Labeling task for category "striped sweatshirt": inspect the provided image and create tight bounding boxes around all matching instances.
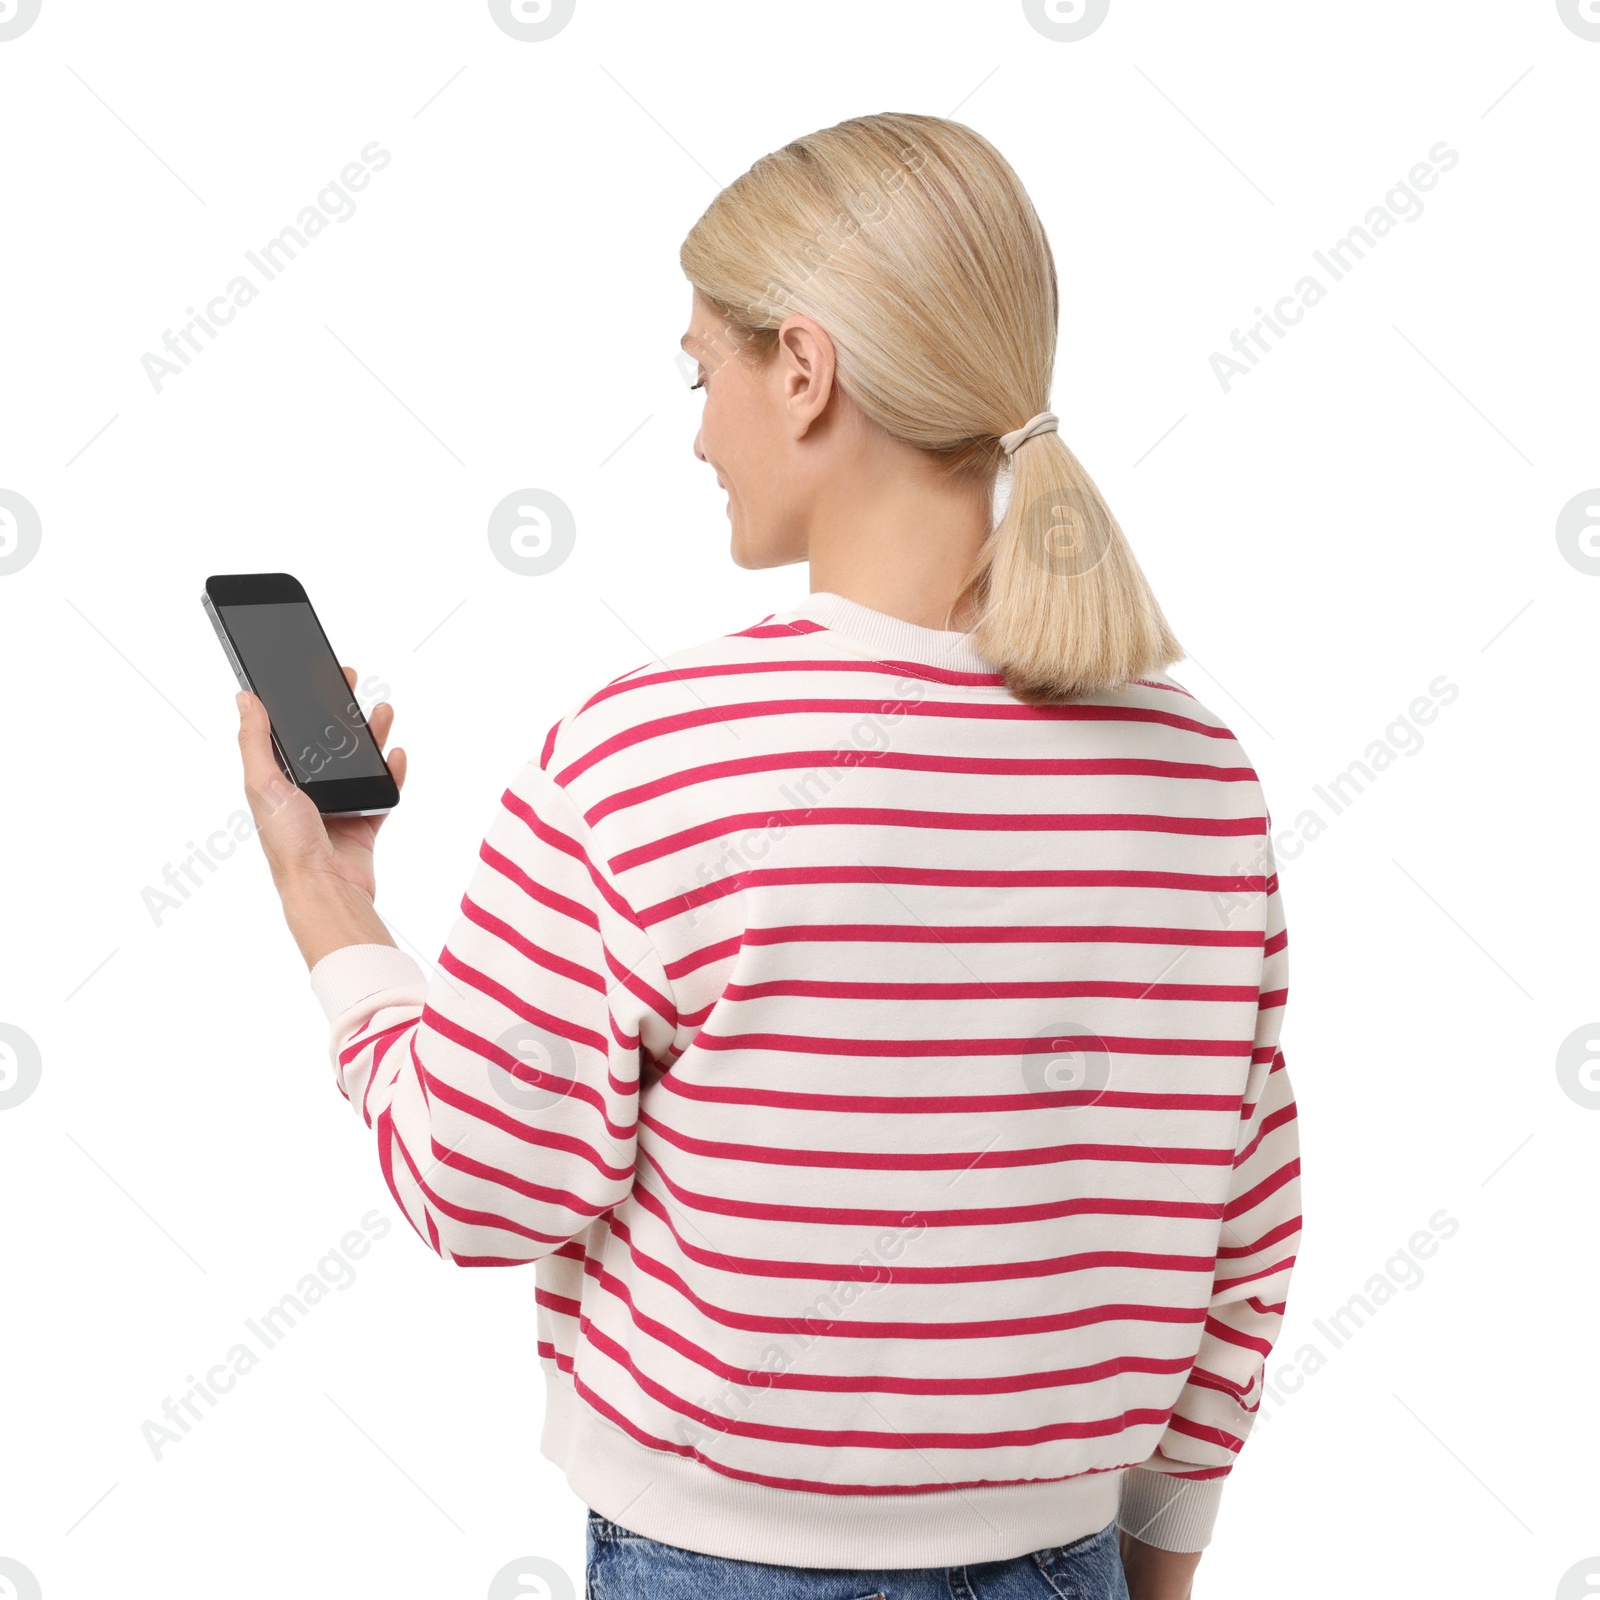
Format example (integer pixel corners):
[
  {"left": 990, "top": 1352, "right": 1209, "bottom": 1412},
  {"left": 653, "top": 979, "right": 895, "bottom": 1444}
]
[{"left": 309, "top": 590, "right": 1302, "bottom": 1569}]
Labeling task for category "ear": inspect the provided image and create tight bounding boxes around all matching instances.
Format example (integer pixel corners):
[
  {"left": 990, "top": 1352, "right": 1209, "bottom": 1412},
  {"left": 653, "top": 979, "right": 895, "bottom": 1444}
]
[{"left": 774, "top": 314, "right": 837, "bottom": 439}]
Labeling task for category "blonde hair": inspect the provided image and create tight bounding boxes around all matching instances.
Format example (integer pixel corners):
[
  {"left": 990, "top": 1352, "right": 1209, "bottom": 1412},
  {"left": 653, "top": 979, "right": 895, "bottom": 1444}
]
[{"left": 679, "top": 111, "right": 1182, "bottom": 703}]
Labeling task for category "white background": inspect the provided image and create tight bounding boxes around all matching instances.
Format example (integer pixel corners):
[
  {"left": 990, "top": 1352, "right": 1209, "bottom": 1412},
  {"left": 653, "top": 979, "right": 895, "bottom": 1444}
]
[{"left": 2, "top": 2, "right": 1597, "bottom": 1596}]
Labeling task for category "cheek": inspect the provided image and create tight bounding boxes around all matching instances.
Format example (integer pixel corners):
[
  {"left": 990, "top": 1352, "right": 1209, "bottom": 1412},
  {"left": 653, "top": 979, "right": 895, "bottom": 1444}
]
[
  {"left": 701, "top": 362, "right": 765, "bottom": 466},
  {"left": 699, "top": 392, "right": 723, "bottom": 455},
  {"left": 700, "top": 394, "right": 744, "bottom": 479}
]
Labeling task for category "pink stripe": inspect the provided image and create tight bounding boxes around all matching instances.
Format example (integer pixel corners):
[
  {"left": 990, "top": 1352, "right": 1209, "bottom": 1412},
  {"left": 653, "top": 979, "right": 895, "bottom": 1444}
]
[
  {"left": 431, "top": 1139, "right": 620, "bottom": 1222},
  {"left": 1216, "top": 1215, "right": 1301, "bottom": 1261},
  {"left": 555, "top": 697, "right": 1238, "bottom": 784},
  {"left": 571, "top": 1373, "right": 1150, "bottom": 1495},
  {"left": 1163, "top": 1410, "right": 1245, "bottom": 1456},
  {"left": 459, "top": 894, "right": 606, "bottom": 992},
  {"left": 638, "top": 863, "right": 1269, "bottom": 926},
  {"left": 638, "top": 1146, "right": 1233, "bottom": 1231},
  {"left": 665, "top": 932, "right": 743, "bottom": 980},
  {"left": 1224, "top": 1156, "right": 1301, "bottom": 1219},
  {"left": 737, "top": 922, "right": 1264, "bottom": 950},
  {"left": 614, "top": 807, "right": 1266, "bottom": 872},
  {"left": 395, "top": 1143, "right": 570, "bottom": 1250},
  {"left": 1234, "top": 1100, "right": 1297, "bottom": 1165},
  {"left": 577, "top": 1242, "right": 1196, "bottom": 1395},
  {"left": 569, "top": 658, "right": 674, "bottom": 719},
  {"left": 627, "top": 1181, "right": 1216, "bottom": 1286},
  {"left": 501, "top": 788, "right": 643, "bottom": 931},
  {"left": 718, "top": 977, "right": 1259, "bottom": 1004},
  {"left": 375, "top": 1105, "right": 431, "bottom": 1252},
  {"left": 652, "top": 1070, "right": 1241, "bottom": 1118},
  {"left": 434, "top": 952, "right": 611, "bottom": 1059},
  {"left": 339, "top": 1014, "right": 413, "bottom": 1069},
  {"left": 734, "top": 618, "right": 827, "bottom": 638},
  {"left": 637, "top": 1109, "right": 1237, "bottom": 1173},
  {"left": 1141, "top": 1445, "right": 1231, "bottom": 1482},
  {"left": 361, "top": 1024, "right": 408, "bottom": 1129},
  {"left": 606, "top": 1217, "right": 1211, "bottom": 1342},
  {"left": 419, "top": 1008, "right": 635, "bottom": 1163},
  {"left": 601, "top": 941, "right": 677, "bottom": 1030},
  {"left": 588, "top": 749, "right": 1258, "bottom": 824},
  {"left": 570, "top": 651, "right": 1003, "bottom": 719},
  {"left": 480, "top": 840, "right": 598, "bottom": 932},
  {"left": 1212, "top": 1252, "right": 1297, "bottom": 1297},
  {"left": 577, "top": 1316, "right": 1173, "bottom": 1451},
  {"left": 690, "top": 1028, "right": 1254, "bottom": 1060}
]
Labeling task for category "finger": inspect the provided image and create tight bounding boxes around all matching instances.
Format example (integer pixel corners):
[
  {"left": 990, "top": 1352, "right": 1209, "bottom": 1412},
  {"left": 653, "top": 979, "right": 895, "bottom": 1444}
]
[
  {"left": 236, "top": 691, "right": 298, "bottom": 822},
  {"left": 366, "top": 699, "right": 394, "bottom": 751},
  {"left": 360, "top": 745, "right": 406, "bottom": 841},
  {"left": 342, "top": 665, "right": 357, "bottom": 689},
  {"left": 236, "top": 690, "right": 281, "bottom": 790}
]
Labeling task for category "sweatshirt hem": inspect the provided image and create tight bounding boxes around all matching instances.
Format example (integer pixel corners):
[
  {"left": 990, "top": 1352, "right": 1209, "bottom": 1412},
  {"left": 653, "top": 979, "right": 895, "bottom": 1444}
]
[{"left": 539, "top": 1372, "right": 1124, "bottom": 1570}]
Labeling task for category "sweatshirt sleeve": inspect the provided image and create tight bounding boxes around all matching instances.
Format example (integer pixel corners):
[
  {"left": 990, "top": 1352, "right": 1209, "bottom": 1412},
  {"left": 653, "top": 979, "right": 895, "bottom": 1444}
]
[
  {"left": 307, "top": 756, "right": 677, "bottom": 1266},
  {"left": 1116, "top": 856, "right": 1302, "bottom": 1553}
]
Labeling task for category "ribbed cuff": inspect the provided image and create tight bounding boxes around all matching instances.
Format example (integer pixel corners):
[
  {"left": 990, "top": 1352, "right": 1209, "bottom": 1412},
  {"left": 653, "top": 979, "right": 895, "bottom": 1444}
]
[
  {"left": 308, "top": 943, "right": 427, "bottom": 1023},
  {"left": 1115, "top": 1464, "right": 1227, "bottom": 1553}
]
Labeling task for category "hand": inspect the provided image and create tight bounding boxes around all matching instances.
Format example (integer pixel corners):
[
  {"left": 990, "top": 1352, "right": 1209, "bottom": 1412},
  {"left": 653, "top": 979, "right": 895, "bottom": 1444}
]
[
  {"left": 236, "top": 667, "right": 407, "bottom": 967},
  {"left": 1119, "top": 1529, "right": 1202, "bottom": 1600}
]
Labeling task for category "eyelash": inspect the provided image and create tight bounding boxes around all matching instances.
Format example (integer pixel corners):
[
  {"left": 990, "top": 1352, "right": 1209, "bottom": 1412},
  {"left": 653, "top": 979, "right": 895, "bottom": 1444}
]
[{"left": 690, "top": 378, "right": 705, "bottom": 391}]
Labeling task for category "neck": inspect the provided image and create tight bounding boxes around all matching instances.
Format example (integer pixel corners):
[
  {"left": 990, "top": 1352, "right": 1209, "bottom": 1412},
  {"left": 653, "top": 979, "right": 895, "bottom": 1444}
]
[{"left": 802, "top": 443, "right": 993, "bottom": 633}]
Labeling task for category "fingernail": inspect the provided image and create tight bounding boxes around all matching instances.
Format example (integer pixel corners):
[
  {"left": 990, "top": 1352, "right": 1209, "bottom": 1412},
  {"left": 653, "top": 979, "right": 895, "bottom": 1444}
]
[{"left": 236, "top": 691, "right": 248, "bottom": 711}]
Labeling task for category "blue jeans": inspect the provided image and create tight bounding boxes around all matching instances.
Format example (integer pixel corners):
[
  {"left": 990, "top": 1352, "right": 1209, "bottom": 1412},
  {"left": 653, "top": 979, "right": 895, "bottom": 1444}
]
[{"left": 584, "top": 1509, "right": 1130, "bottom": 1599}]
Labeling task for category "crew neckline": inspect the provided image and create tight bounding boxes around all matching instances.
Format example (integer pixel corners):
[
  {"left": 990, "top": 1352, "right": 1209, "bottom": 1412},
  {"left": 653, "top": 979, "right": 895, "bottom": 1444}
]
[{"left": 784, "top": 590, "right": 997, "bottom": 674}]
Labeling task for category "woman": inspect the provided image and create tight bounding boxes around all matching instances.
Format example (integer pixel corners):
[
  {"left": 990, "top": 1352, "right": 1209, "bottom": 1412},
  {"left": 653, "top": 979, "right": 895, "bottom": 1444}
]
[{"left": 236, "top": 113, "right": 1301, "bottom": 1600}]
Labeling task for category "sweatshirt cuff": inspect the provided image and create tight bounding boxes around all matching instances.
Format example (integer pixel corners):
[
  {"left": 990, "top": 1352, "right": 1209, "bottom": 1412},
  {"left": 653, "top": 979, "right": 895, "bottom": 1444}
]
[
  {"left": 309, "top": 943, "right": 428, "bottom": 1023},
  {"left": 1116, "top": 1465, "right": 1227, "bottom": 1553}
]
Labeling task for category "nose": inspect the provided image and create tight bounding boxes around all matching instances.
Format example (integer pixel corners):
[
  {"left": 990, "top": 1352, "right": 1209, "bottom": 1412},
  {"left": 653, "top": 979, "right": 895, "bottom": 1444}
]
[{"left": 693, "top": 428, "right": 708, "bottom": 465}]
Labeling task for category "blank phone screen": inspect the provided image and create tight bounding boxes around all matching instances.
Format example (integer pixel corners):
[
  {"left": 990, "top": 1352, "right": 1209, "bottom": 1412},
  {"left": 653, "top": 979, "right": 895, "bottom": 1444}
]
[{"left": 220, "top": 601, "right": 389, "bottom": 784}]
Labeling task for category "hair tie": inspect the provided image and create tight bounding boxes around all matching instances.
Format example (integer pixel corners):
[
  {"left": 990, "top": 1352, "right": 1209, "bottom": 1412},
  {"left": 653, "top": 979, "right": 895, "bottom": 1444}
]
[{"left": 999, "top": 410, "right": 1059, "bottom": 457}]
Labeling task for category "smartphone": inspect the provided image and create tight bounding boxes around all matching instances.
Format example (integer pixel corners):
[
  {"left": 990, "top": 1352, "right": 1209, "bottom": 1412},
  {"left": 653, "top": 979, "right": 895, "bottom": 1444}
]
[{"left": 202, "top": 573, "right": 400, "bottom": 816}]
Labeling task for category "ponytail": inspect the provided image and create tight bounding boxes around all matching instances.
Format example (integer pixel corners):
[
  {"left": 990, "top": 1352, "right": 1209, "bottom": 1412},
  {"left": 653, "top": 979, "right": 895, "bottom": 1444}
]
[{"left": 954, "top": 431, "right": 1182, "bottom": 703}]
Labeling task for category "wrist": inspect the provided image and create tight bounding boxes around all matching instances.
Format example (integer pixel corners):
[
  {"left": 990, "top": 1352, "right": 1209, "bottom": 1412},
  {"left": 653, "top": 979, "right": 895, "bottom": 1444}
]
[
  {"left": 276, "top": 868, "right": 393, "bottom": 969},
  {"left": 1120, "top": 1533, "right": 1202, "bottom": 1600}
]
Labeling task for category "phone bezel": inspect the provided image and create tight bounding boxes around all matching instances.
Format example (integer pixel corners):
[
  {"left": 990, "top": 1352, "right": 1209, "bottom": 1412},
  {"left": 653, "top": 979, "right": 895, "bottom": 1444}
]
[{"left": 203, "top": 572, "right": 401, "bottom": 817}]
